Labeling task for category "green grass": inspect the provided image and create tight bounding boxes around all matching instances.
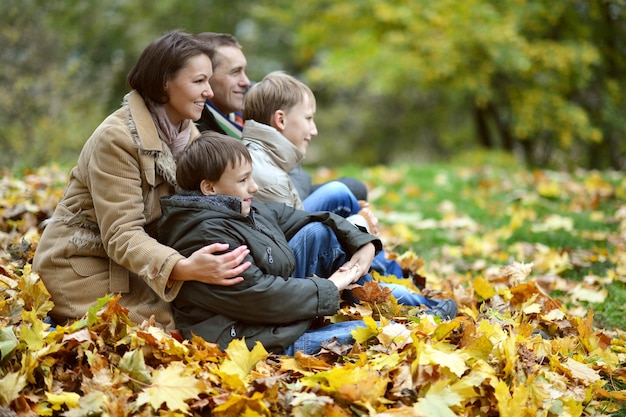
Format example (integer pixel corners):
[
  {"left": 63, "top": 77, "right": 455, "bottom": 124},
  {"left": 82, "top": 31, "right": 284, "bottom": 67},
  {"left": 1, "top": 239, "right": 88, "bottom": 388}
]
[{"left": 314, "top": 157, "right": 626, "bottom": 331}]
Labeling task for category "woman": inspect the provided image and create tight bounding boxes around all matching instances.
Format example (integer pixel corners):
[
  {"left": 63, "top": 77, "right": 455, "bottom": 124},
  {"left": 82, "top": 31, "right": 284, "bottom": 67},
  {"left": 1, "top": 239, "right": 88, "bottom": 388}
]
[{"left": 33, "top": 30, "right": 250, "bottom": 331}]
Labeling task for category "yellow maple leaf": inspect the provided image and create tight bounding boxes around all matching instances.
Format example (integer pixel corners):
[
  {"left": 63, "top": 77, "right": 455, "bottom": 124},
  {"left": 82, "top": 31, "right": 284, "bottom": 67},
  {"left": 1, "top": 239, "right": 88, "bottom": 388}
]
[
  {"left": 570, "top": 283, "right": 608, "bottom": 303},
  {"left": 135, "top": 362, "right": 203, "bottom": 413},
  {"left": 18, "top": 310, "right": 46, "bottom": 351},
  {"left": 377, "top": 322, "right": 412, "bottom": 349},
  {"left": 473, "top": 276, "right": 496, "bottom": 300},
  {"left": 19, "top": 269, "right": 55, "bottom": 317},
  {"left": 532, "top": 246, "right": 572, "bottom": 274},
  {"left": 304, "top": 365, "right": 389, "bottom": 408},
  {"left": 450, "top": 361, "right": 496, "bottom": 399},
  {"left": 537, "top": 180, "right": 561, "bottom": 198},
  {"left": 561, "top": 358, "right": 602, "bottom": 385},
  {"left": 0, "top": 371, "right": 27, "bottom": 406},
  {"left": 493, "top": 379, "right": 530, "bottom": 417},
  {"left": 212, "top": 391, "right": 271, "bottom": 416},
  {"left": 418, "top": 343, "right": 469, "bottom": 378},
  {"left": 220, "top": 339, "right": 268, "bottom": 381},
  {"left": 414, "top": 379, "right": 461, "bottom": 417},
  {"left": 351, "top": 315, "right": 379, "bottom": 344}
]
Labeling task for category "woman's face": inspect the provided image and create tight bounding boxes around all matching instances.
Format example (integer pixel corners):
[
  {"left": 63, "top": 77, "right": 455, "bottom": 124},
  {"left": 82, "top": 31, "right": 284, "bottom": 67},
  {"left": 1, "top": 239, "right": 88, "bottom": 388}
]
[{"left": 164, "top": 54, "right": 214, "bottom": 125}]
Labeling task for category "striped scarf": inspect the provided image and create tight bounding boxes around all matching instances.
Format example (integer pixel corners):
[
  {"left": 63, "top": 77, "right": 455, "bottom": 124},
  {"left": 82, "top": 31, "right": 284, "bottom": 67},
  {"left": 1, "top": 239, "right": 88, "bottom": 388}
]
[{"left": 204, "top": 100, "right": 243, "bottom": 139}]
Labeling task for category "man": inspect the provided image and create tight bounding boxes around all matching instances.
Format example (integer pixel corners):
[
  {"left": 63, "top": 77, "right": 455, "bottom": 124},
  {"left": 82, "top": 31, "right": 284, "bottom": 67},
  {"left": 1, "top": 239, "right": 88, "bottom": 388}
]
[{"left": 194, "top": 32, "right": 251, "bottom": 138}]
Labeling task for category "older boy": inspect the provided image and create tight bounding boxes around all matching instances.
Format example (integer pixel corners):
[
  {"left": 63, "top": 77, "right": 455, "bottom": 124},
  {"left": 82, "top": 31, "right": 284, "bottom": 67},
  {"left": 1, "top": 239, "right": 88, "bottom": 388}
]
[{"left": 158, "top": 132, "right": 381, "bottom": 354}]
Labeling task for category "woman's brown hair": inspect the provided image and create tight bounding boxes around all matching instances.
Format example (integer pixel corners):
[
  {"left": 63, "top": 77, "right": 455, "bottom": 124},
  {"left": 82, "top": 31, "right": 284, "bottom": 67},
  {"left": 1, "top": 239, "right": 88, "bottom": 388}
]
[{"left": 127, "top": 30, "right": 212, "bottom": 104}]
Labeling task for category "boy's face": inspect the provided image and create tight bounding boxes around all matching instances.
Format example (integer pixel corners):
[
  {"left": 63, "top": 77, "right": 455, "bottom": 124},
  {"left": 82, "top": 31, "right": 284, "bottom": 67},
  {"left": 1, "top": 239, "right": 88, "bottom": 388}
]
[
  {"left": 204, "top": 157, "right": 258, "bottom": 216},
  {"left": 280, "top": 94, "right": 317, "bottom": 155}
]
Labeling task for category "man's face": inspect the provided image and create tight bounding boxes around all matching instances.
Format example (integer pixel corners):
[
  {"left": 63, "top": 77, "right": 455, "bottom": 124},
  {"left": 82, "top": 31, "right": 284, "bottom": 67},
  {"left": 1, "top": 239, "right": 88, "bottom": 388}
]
[{"left": 209, "top": 46, "right": 250, "bottom": 114}]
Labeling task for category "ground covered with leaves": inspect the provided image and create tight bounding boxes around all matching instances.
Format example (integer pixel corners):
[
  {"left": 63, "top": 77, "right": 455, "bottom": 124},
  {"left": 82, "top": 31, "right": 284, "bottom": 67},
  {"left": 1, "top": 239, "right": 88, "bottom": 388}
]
[{"left": 1, "top": 164, "right": 625, "bottom": 416}]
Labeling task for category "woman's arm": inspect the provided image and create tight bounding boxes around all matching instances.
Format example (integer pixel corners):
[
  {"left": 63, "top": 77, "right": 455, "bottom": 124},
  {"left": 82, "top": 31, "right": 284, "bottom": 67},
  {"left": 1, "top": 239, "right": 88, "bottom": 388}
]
[
  {"left": 170, "top": 243, "right": 250, "bottom": 285},
  {"left": 176, "top": 255, "right": 340, "bottom": 325}
]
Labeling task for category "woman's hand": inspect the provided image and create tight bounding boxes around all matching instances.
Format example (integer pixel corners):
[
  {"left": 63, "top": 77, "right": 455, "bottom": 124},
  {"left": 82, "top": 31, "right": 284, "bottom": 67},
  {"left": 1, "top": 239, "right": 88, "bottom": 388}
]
[
  {"left": 338, "top": 242, "right": 375, "bottom": 279},
  {"left": 170, "top": 243, "right": 250, "bottom": 285}
]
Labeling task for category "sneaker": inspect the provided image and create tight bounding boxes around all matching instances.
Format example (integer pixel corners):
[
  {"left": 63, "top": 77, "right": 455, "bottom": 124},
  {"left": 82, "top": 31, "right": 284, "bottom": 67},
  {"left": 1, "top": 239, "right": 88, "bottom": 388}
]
[{"left": 423, "top": 299, "right": 458, "bottom": 320}]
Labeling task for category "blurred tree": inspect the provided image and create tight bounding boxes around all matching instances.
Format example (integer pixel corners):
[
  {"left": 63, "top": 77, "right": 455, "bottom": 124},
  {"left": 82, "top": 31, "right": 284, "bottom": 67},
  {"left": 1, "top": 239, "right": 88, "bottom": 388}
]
[
  {"left": 0, "top": 0, "right": 265, "bottom": 170},
  {"left": 253, "top": 0, "right": 625, "bottom": 169},
  {"left": 0, "top": 0, "right": 136, "bottom": 170},
  {"left": 1, "top": 0, "right": 623, "bottom": 170}
]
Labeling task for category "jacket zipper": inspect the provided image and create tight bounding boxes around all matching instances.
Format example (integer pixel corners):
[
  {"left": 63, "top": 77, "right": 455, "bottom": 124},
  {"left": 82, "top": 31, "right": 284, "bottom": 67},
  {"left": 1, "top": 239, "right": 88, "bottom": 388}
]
[{"left": 266, "top": 246, "right": 273, "bottom": 264}]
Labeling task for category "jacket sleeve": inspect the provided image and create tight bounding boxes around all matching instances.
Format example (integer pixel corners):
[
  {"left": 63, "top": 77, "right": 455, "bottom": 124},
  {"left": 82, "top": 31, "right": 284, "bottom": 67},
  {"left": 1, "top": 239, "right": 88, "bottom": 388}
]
[{"left": 175, "top": 253, "right": 341, "bottom": 326}]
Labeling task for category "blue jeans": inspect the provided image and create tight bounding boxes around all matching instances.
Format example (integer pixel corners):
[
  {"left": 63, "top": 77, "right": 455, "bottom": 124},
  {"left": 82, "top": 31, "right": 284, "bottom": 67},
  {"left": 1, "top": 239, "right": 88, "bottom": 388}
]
[
  {"left": 288, "top": 223, "right": 430, "bottom": 307},
  {"left": 302, "top": 181, "right": 361, "bottom": 218},
  {"left": 283, "top": 320, "right": 367, "bottom": 355},
  {"left": 288, "top": 222, "right": 347, "bottom": 278},
  {"left": 301, "top": 182, "right": 403, "bottom": 279},
  {"left": 287, "top": 223, "right": 365, "bottom": 354},
  {"left": 286, "top": 223, "right": 432, "bottom": 354}
]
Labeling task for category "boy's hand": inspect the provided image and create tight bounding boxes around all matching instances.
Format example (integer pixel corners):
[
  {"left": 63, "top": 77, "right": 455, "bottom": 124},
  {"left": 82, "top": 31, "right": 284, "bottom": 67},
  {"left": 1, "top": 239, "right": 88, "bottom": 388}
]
[
  {"left": 329, "top": 264, "right": 360, "bottom": 291},
  {"left": 339, "top": 242, "right": 375, "bottom": 278}
]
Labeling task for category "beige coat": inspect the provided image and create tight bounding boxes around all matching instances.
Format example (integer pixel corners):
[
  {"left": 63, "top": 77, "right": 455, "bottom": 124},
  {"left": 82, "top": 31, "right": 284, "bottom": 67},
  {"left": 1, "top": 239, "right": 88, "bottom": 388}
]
[
  {"left": 34, "top": 91, "right": 198, "bottom": 331},
  {"left": 242, "top": 120, "right": 305, "bottom": 209}
]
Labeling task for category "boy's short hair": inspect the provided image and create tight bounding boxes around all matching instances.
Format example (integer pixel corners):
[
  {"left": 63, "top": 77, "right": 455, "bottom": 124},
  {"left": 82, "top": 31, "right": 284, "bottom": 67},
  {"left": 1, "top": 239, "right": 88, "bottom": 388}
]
[
  {"left": 176, "top": 131, "right": 252, "bottom": 192},
  {"left": 242, "top": 71, "right": 315, "bottom": 126},
  {"left": 195, "top": 32, "right": 242, "bottom": 69}
]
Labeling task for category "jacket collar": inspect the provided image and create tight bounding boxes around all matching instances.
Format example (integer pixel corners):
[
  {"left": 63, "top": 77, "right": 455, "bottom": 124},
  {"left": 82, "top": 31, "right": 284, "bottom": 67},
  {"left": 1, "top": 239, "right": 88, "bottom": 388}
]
[
  {"left": 171, "top": 192, "right": 243, "bottom": 213},
  {"left": 242, "top": 120, "right": 304, "bottom": 173},
  {"left": 123, "top": 91, "right": 200, "bottom": 188},
  {"left": 126, "top": 90, "right": 163, "bottom": 151}
]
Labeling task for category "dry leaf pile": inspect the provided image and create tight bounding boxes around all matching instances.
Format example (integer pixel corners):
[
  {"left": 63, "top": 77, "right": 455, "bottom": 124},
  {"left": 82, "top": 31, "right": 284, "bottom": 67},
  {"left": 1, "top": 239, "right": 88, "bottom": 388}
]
[{"left": 1, "top": 167, "right": 625, "bottom": 416}]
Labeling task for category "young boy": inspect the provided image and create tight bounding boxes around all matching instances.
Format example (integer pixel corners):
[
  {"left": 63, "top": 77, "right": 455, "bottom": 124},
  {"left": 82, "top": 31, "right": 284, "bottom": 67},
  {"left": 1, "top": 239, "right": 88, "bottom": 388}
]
[
  {"left": 241, "top": 72, "right": 458, "bottom": 318},
  {"left": 158, "top": 132, "right": 382, "bottom": 355}
]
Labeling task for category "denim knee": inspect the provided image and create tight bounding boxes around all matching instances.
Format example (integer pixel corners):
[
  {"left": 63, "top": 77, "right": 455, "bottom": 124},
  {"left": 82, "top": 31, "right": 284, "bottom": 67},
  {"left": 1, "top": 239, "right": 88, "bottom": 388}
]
[
  {"left": 288, "top": 223, "right": 346, "bottom": 278},
  {"left": 284, "top": 320, "right": 367, "bottom": 355}
]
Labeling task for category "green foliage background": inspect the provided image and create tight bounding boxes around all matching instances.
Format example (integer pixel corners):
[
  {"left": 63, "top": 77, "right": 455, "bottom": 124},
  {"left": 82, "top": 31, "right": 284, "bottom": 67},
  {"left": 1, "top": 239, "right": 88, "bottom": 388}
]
[{"left": 1, "top": 0, "right": 624, "bottom": 171}]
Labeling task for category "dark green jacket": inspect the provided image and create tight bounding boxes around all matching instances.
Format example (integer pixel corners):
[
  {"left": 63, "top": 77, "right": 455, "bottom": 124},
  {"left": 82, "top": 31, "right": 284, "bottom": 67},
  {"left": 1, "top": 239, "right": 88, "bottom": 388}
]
[{"left": 158, "top": 194, "right": 381, "bottom": 353}]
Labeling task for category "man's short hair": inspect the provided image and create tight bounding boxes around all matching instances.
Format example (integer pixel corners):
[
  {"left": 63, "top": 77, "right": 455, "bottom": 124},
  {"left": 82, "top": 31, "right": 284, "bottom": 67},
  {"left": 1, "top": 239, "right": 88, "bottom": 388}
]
[{"left": 195, "top": 32, "right": 242, "bottom": 68}]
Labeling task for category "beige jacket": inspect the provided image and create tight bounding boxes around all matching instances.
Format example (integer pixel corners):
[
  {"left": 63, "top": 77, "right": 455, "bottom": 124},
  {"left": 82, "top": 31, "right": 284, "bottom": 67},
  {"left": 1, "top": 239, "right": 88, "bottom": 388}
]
[
  {"left": 34, "top": 91, "right": 198, "bottom": 331},
  {"left": 242, "top": 120, "right": 305, "bottom": 209}
]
